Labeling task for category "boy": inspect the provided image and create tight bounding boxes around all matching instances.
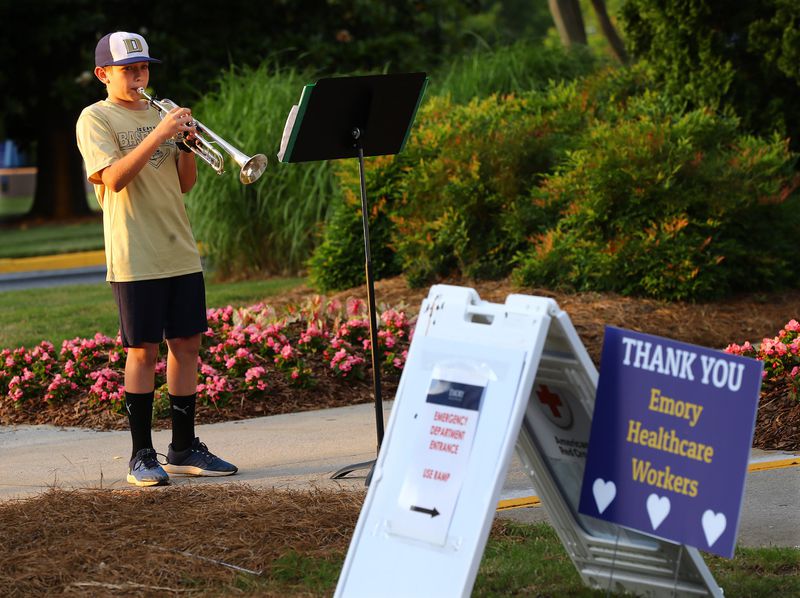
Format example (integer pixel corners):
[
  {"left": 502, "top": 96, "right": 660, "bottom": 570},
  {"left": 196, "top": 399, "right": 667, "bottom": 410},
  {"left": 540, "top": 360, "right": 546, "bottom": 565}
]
[{"left": 76, "top": 31, "right": 237, "bottom": 486}]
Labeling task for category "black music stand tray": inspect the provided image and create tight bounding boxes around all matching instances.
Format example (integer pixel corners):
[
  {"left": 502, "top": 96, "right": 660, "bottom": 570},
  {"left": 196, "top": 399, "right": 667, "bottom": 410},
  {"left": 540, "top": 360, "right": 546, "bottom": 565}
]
[{"left": 278, "top": 72, "right": 428, "bottom": 484}]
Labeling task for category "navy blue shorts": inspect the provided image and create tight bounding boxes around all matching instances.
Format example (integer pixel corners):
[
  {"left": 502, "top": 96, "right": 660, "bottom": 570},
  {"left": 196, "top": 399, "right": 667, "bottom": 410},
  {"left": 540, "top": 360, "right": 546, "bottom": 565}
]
[{"left": 111, "top": 272, "right": 208, "bottom": 348}]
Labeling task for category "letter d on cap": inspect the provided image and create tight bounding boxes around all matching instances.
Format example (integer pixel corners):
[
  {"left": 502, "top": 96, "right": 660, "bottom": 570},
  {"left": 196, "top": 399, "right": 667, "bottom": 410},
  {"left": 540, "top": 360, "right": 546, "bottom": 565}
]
[{"left": 123, "top": 37, "right": 143, "bottom": 54}]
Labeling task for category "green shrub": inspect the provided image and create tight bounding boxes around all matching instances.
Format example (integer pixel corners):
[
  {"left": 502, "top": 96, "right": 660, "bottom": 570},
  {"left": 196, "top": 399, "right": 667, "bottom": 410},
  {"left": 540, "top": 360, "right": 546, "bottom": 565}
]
[
  {"left": 190, "top": 39, "right": 603, "bottom": 282},
  {"left": 306, "top": 173, "right": 403, "bottom": 292},
  {"left": 392, "top": 91, "right": 588, "bottom": 287},
  {"left": 513, "top": 95, "right": 800, "bottom": 301},
  {"left": 308, "top": 86, "right": 589, "bottom": 290}
]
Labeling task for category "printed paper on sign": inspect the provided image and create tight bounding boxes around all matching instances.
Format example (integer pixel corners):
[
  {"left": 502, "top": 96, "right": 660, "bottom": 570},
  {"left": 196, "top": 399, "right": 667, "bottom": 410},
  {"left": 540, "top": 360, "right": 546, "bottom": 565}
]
[{"left": 388, "top": 361, "right": 489, "bottom": 546}]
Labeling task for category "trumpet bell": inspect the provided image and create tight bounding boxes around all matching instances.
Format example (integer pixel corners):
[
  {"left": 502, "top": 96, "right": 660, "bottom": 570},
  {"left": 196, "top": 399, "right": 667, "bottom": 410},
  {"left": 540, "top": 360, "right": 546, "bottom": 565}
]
[{"left": 239, "top": 153, "right": 268, "bottom": 185}]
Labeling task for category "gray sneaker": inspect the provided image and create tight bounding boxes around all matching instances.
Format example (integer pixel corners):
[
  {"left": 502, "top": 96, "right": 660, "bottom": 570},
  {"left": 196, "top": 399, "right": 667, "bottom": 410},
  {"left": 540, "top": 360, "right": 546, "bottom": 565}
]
[
  {"left": 127, "top": 448, "right": 169, "bottom": 487},
  {"left": 163, "top": 437, "right": 238, "bottom": 477}
]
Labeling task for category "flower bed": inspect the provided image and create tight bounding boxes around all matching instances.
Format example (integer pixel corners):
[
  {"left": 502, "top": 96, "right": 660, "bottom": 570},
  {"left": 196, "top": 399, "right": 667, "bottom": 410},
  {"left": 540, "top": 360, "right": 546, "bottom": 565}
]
[
  {"left": 0, "top": 297, "right": 412, "bottom": 423},
  {"left": 725, "top": 319, "right": 800, "bottom": 400},
  {"left": 1, "top": 294, "right": 797, "bottom": 450}
]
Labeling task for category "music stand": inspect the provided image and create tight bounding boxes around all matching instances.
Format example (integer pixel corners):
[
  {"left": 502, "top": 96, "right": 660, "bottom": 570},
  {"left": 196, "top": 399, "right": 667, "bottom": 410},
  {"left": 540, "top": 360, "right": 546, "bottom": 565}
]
[{"left": 278, "top": 73, "right": 428, "bottom": 483}]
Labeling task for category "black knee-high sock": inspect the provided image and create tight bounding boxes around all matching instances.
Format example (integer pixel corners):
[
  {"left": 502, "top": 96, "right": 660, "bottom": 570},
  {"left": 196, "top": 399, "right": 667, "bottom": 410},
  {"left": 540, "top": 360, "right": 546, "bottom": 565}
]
[
  {"left": 125, "top": 391, "right": 154, "bottom": 459},
  {"left": 169, "top": 393, "right": 196, "bottom": 452}
]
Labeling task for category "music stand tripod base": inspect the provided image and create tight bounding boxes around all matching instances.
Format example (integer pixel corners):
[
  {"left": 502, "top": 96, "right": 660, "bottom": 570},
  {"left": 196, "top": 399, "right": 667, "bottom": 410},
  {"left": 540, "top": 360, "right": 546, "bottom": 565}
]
[{"left": 332, "top": 459, "right": 375, "bottom": 480}]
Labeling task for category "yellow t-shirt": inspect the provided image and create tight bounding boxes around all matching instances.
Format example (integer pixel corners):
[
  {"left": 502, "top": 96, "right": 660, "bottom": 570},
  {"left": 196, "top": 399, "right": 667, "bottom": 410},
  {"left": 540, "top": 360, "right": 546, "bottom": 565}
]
[{"left": 76, "top": 100, "right": 202, "bottom": 282}]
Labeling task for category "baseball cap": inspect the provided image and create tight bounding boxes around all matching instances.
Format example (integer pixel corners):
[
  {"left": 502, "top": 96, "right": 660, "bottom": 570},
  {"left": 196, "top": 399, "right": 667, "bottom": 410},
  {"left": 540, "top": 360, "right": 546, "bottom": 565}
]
[{"left": 95, "top": 32, "right": 162, "bottom": 67}]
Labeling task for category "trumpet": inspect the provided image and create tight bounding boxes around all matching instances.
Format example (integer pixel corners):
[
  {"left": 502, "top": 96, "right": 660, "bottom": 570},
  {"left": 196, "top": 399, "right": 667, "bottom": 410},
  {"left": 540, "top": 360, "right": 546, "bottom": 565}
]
[{"left": 137, "top": 87, "right": 267, "bottom": 185}]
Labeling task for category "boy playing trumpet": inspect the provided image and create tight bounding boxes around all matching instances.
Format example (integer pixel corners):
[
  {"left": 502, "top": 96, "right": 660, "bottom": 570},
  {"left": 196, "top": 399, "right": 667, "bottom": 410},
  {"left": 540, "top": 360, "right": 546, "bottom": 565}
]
[{"left": 76, "top": 31, "right": 237, "bottom": 486}]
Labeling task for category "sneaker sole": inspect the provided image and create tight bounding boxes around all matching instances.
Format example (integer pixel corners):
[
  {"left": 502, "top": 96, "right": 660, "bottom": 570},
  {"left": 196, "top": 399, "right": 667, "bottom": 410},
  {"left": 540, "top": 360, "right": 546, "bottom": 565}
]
[
  {"left": 126, "top": 473, "right": 169, "bottom": 487},
  {"left": 162, "top": 465, "right": 237, "bottom": 477}
]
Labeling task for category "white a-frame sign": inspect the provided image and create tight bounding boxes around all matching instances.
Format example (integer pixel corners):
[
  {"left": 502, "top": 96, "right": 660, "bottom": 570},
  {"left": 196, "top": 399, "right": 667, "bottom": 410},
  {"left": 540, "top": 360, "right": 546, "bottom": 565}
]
[{"left": 335, "top": 285, "right": 722, "bottom": 598}]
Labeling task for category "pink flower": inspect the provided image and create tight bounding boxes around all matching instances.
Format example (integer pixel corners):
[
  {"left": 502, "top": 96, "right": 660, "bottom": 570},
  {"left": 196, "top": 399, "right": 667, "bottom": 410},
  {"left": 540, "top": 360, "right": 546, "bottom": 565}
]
[
  {"left": 245, "top": 366, "right": 268, "bottom": 391},
  {"left": 326, "top": 299, "right": 342, "bottom": 315},
  {"left": 330, "top": 349, "right": 365, "bottom": 376},
  {"left": 245, "top": 366, "right": 266, "bottom": 382},
  {"left": 346, "top": 297, "right": 366, "bottom": 316},
  {"left": 200, "top": 363, "right": 218, "bottom": 376}
]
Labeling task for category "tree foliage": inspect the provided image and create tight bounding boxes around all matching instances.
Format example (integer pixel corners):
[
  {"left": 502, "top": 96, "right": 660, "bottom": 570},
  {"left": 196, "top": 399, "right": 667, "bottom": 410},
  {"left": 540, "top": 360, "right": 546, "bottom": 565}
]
[
  {"left": 620, "top": 0, "right": 800, "bottom": 148},
  {"left": 0, "top": 0, "right": 509, "bottom": 219}
]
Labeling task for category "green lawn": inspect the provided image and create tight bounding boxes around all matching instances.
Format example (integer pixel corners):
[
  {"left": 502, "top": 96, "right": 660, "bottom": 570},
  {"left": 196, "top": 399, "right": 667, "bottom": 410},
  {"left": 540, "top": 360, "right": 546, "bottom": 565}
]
[
  {"left": 0, "top": 194, "right": 104, "bottom": 258},
  {"left": 0, "top": 277, "right": 305, "bottom": 350},
  {"left": 0, "top": 196, "right": 33, "bottom": 218},
  {"left": 0, "top": 219, "right": 105, "bottom": 258},
  {"left": 219, "top": 521, "right": 800, "bottom": 597}
]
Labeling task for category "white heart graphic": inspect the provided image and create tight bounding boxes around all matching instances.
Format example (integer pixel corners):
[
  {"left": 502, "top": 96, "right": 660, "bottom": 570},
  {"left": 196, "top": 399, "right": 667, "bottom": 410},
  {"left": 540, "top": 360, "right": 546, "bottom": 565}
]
[
  {"left": 592, "top": 478, "right": 616, "bottom": 514},
  {"left": 646, "top": 493, "right": 671, "bottom": 530},
  {"left": 702, "top": 510, "right": 727, "bottom": 547}
]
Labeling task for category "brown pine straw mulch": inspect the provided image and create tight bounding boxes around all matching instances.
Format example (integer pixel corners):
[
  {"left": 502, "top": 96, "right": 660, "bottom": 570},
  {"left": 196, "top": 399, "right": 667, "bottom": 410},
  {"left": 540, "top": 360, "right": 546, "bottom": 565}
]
[{"left": 0, "top": 485, "right": 366, "bottom": 597}]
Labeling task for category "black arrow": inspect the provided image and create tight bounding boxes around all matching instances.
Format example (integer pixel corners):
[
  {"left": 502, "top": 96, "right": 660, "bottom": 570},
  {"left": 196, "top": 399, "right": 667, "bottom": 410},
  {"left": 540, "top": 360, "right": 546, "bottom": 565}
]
[{"left": 410, "top": 505, "right": 440, "bottom": 518}]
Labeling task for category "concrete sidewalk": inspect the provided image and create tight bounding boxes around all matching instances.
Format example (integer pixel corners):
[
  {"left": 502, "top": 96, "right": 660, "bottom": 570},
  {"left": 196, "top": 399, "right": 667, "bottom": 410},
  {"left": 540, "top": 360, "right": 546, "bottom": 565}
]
[{"left": 1, "top": 402, "right": 797, "bottom": 549}]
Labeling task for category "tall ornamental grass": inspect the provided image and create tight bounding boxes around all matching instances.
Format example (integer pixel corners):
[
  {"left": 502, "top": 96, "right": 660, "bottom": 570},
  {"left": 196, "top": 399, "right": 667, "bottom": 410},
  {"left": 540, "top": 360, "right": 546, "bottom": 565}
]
[
  {"left": 431, "top": 39, "right": 600, "bottom": 104},
  {"left": 188, "top": 63, "right": 340, "bottom": 278}
]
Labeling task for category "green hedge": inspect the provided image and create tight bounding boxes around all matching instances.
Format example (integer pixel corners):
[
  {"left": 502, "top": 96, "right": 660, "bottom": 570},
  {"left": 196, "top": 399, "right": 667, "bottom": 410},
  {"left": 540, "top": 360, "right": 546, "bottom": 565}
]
[
  {"left": 514, "top": 95, "right": 800, "bottom": 300},
  {"left": 310, "top": 64, "right": 800, "bottom": 300},
  {"left": 191, "top": 41, "right": 596, "bottom": 280},
  {"left": 309, "top": 86, "right": 588, "bottom": 291}
]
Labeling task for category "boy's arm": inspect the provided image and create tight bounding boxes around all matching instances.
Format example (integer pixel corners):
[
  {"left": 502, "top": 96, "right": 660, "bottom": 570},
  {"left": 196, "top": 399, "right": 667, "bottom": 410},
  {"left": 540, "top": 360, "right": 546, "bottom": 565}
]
[
  {"left": 177, "top": 143, "right": 198, "bottom": 194},
  {"left": 99, "top": 106, "right": 192, "bottom": 192}
]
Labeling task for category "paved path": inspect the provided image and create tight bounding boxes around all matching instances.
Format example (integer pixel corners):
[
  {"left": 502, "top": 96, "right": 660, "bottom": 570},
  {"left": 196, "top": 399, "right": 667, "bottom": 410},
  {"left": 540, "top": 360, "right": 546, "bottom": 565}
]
[
  {"left": 0, "top": 250, "right": 106, "bottom": 291},
  {"left": 1, "top": 402, "right": 797, "bottom": 549}
]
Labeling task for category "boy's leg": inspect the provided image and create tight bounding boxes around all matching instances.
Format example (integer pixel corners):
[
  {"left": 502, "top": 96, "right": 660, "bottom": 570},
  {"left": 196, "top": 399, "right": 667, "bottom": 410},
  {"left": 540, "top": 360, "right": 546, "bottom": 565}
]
[
  {"left": 162, "top": 336, "right": 238, "bottom": 475},
  {"left": 124, "top": 343, "right": 160, "bottom": 453},
  {"left": 161, "top": 276, "right": 236, "bottom": 476},
  {"left": 125, "top": 343, "right": 160, "bottom": 393},
  {"left": 162, "top": 272, "right": 206, "bottom": 453},
  {"left": 166, "top": 334, "right": 201, "bottom": 451},
  {"left": 113, "top": 279, "right": 170, "bottom": 486},
  {"left": 123, "top": 344, "right": 168, "bottom": 486}
]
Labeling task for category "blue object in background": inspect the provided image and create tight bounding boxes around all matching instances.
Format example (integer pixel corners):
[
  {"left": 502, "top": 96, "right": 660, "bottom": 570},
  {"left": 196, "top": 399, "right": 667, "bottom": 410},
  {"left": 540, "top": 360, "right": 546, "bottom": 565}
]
[{"left": 1, "top": 140, "right": 26, "bottom": 168}]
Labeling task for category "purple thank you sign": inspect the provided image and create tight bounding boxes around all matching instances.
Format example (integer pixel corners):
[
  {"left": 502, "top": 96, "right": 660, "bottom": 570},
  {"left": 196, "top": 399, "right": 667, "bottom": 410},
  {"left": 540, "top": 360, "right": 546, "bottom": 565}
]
[{"left": 578, "top": 326, "right": 763, "bottom": 558}]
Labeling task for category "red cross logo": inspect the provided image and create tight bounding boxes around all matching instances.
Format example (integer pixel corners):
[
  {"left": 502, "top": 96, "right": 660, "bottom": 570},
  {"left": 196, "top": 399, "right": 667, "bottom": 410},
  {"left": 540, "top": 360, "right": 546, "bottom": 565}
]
[
  {"left": 537, "top": 384, "right": 562, "bottom": 417},
  {"left": 535, "top": 384, "right": 573, "bottom": 429}
]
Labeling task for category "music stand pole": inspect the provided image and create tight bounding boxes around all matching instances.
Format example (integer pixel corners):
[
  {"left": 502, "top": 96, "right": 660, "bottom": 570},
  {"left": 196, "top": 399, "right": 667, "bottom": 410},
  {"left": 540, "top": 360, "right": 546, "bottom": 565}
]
[
  {"left": 276, "top": 73, "right": 428, "bottom": 485},
  {"left": 330, "top": 133, "right": 385, "bottom": 482},
  {"left": 355, "top": 133, "right": 386, "bottom": 450}
]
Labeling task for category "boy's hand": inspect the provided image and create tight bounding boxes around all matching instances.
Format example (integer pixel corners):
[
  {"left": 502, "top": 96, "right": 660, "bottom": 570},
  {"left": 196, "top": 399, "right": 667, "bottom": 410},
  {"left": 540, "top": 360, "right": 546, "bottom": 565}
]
[
  {"left": 176, "top": 133, "right": 198, "bottom": 153},
  {"left": 156, "top": 106, "right": 196, "bottom": 141}
]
